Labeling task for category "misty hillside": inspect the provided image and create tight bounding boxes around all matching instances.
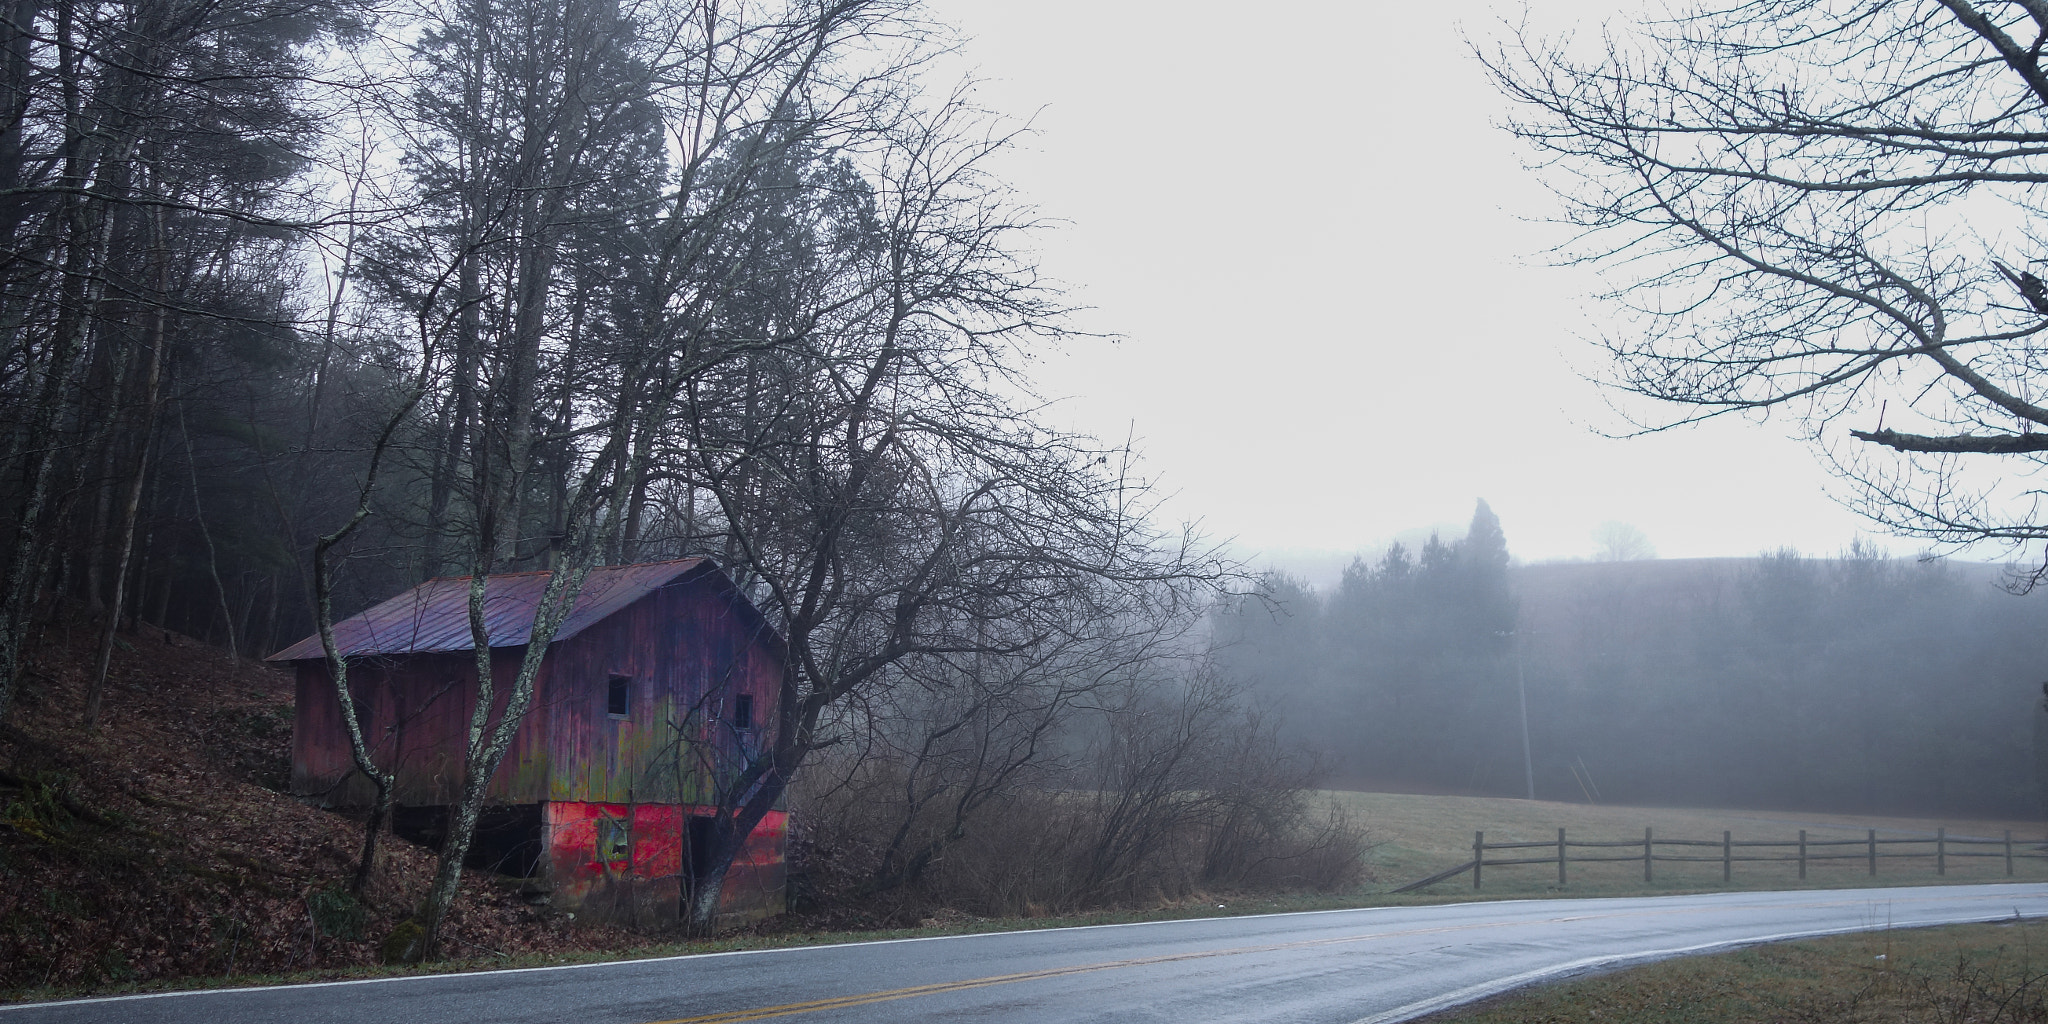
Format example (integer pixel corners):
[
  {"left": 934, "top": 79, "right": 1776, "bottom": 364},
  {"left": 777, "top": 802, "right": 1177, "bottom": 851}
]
[{"left": 1216, "top": 530, "right": 2048, "bottom": 820}]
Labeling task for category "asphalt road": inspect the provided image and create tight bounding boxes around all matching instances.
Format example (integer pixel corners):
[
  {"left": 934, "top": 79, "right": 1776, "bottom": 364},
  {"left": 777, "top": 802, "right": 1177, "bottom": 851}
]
[{"left": 9, "top": 883, "right": 2046, "bottom": 1024}]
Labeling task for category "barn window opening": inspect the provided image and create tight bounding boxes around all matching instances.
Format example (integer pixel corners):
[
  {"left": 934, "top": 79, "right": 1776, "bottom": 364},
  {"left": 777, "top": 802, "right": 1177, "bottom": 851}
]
[
  {"left": 596, "top": 814, "right": 631, "bottom": 869},
  {"left": 607, "top": 674, "right": 631, "bottom": 718},
  {"left": 733, "top": 693, "right": 753, "bottom": 729}
]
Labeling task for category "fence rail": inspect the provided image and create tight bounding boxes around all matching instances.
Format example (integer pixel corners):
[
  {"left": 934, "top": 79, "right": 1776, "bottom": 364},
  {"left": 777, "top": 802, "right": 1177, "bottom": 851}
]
[{"left": 1391, "top": 826, "right": 2044, "bottom": 893}]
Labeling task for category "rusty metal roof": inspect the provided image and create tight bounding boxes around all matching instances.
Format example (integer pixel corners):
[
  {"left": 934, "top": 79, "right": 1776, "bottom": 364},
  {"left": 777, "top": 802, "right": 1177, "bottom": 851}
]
[{"left": 268, "top": 558, "right": 716, "bottom": 661}]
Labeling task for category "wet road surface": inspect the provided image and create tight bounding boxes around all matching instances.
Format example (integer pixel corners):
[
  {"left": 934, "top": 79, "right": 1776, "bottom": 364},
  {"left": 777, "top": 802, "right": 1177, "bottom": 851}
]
[{"left": 7, "top": 883, "right": 2044, "bottom": 1024}]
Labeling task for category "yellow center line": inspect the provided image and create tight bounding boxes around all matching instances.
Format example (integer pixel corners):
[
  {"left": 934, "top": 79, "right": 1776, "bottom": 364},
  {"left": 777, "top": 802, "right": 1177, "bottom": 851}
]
[
  {"left": 642, "top": 892, "right": 2044, "bottom": 1023},
  {"left": 642, "top": 916, "right": 1579, "bottom": 1024}
]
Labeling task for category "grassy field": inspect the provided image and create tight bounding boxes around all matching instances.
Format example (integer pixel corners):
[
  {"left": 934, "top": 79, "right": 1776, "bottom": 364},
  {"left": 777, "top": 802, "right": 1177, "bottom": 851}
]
[
  {"left": 1420, "top": 918, "right": 2048, "bottom": 1024},
  {"left": 1333, "top": 791, "right": 2048, "bottom": 898},
  {"left": 1347, "top": 794, "right": 2048, "bottom": 1022}
]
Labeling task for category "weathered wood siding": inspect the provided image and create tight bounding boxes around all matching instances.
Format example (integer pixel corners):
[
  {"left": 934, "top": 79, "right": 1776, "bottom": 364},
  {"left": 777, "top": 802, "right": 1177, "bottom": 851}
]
[
  {"left": 543, "top": 571, "right": 783, "bottom": 804},
  {"left": 292, "top": 648, "right": 555, "bottom": 806},
  {"left": 291, "top": 569, "right": 781, "bottom": 810}
]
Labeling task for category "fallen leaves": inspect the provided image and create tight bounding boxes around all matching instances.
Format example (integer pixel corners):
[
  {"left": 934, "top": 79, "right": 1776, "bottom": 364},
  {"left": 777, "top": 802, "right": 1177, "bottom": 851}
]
[{"left": 0, "top": 608, "right": 632, "bottom": 1000}]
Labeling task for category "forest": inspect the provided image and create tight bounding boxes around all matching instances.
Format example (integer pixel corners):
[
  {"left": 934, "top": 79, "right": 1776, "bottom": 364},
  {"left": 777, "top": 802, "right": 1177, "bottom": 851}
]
[{"left": 1215, "top": 502, "right": 2048, "bottom": 820}]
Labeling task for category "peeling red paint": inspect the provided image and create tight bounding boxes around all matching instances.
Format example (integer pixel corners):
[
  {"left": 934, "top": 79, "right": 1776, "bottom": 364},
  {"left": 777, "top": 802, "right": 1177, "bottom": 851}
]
[
  {"left": 546, "top": 802, "right": 787, "bottom": 923},
  {"left": 548, "top": 801, "right": 685, "bottom": 887}
]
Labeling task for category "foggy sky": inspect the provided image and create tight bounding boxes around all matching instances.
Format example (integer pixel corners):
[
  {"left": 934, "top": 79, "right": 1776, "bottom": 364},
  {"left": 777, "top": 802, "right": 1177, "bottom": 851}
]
[{"left": 929, "top": 0, "right": 1902, "bottom": 571}]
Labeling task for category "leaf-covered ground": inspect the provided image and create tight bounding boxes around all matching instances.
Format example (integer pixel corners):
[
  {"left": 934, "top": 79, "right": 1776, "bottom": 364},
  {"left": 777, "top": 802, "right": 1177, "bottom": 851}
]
[{"left": 0, "top": 607, "right": 639, "bottom": 1001}]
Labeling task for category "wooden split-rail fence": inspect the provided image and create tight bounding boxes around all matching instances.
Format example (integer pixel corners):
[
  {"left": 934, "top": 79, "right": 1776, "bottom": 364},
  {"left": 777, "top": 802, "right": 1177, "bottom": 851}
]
[{"left": 1393, "top": 827, "right": 2047, "bottom": 893}]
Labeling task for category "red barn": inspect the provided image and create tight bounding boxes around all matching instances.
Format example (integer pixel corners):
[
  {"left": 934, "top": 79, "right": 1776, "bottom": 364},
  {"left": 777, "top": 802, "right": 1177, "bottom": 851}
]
[{"left": 269, "top": 558, "right": 787, "bottom": 926}]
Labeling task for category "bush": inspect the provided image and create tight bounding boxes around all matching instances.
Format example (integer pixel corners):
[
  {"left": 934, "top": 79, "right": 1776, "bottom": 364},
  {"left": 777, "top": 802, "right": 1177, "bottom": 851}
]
[
  {"left": 0, "top": 772, "right": 76, "bottom": 843},
  {"left": 308, "top": 887, "right": 367, "bottom": 942},
  {"left": 379, "top": 919, "right": 424, "bottom": 964},
  {"left": 789, "top": 668, "right": 1374, "bottom": 923}
]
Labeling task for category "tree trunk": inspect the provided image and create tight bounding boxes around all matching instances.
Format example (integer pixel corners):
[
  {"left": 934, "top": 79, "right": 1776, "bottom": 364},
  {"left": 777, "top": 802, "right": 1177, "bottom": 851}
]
[
  {"left": 0, "top": 179, "right": 97, "bottom": 724},
  {"left": 417, "top": 552, "right": 594, "bottom": 958},
  {"left": 175, "top": 399, "right": 239, "bottom": 660},
  {"left": 688, "top": 859, "right": 730, "bottom": 932},
  {"left": 84, "top": 206, "right": 169, "bottom": 728},
  {"left": 83, "top": 325, "right": 163, "bottom": 727}
]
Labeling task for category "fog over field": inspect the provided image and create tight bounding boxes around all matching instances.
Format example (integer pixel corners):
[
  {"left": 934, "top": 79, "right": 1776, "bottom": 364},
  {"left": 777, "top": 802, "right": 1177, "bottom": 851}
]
[
  {"left": 1211, "top": 503, "right": 2048, "bottom": 819},
  {"left": 916, "top": 0, "right": 2048, "bottom": 824}
]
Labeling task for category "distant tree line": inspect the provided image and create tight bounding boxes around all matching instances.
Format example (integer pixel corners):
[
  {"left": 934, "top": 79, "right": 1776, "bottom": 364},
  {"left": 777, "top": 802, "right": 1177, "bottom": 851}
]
[
  {"left": 1216, "top": 507, "right": 2048, "bottom": 819},
  {"left": 1212, "top": 501, "right": 1519, "bottom": 794}
]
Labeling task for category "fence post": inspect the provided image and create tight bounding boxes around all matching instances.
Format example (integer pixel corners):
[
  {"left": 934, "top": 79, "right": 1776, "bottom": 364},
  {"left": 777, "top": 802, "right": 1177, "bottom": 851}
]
[
  {"left": 2008, "top": 830, "right": 2015, "bottom": 877},
  {"left": 1868, "top": 829, "right": 1877, "bottom": 876},
  {"left": 1474, "top": 831, "right": 1484, "bottom": 890},
  {"left": 1644, "top": 827, "right": 1653, "bottom": 884},
  {"left": 1723, "top": 830, "right": 1732, "bottom": 883},
  {"left": 1938, "top": 827, "right": 1946, "bottom": 876},
  {"left": 1799, "top": 829, "right": 1807, "bottom": 880},
  {"left": 1558, "top": 828, "right": 1567, "bottom": 887}
]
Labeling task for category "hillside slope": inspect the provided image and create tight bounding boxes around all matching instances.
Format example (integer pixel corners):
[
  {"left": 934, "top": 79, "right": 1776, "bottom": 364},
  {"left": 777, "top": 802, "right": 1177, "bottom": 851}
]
[{"left": 0, "top": 607, "right": 632, "bottom": 999}]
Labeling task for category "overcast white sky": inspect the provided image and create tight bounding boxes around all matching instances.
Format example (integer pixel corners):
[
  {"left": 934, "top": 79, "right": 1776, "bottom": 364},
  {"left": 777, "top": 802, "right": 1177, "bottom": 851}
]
[{"left": 926, "top": 0, "right": 1901, "bottom": 580}]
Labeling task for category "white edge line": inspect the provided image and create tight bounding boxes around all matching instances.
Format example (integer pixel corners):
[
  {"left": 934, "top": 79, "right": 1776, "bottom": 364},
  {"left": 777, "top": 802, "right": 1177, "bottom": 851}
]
[
  {"left": 1344, "top": 908, "right": 2041, "bottom": 1024},
  {"left": 0, "top": 898, "right": 1522, "bottom": 1011},
  {"left": 7, "top": 884, "right": 2044, "bottom": 1013}
]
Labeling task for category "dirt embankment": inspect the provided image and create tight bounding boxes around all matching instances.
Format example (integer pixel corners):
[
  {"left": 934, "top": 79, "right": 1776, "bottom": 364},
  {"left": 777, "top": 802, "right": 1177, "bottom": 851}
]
[{"left": 0, "top": 608, "right": 639, "bottom": 1000}]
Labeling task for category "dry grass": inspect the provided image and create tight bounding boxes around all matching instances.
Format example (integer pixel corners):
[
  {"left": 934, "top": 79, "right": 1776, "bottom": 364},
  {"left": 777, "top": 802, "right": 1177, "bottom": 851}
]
[
  {"left": 1421, "top": 918, "right": 2048, "bottom": 1024},
  {"left": 1334, "top": 791, "right": 2048, "bottom": 898}
]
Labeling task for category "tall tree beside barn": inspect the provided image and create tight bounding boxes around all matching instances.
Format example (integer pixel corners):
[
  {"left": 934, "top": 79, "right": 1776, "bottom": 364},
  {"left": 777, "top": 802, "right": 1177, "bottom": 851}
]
[
  {"left": 661, "top": 100, "right": 1226, "bottom": 928},
  {"left": 358, "top": 0, "right": 724, "bottom": 953}
]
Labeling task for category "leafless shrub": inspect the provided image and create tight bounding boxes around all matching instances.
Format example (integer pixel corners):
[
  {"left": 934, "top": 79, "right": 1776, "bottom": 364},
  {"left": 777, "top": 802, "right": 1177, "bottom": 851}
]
[{"left": 787, "top": 661, "right": 1372, "bottom": 923}]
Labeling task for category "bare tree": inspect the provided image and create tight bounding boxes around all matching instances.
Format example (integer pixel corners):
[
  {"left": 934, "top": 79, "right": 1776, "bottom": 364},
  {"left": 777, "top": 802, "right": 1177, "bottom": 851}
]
[
  {"left": 361, "top": 0, "right": 980, "bottom": 951},
  {"left": 833, "top": 578, "right": 1201, "bottom": 897},
  {"left": 362, "top": 0, "right": 657, "bottom": 952},
  {"left": 312, "top": 374, "right": 430, "bottom": 899},
  {"left": 652, "top": 91, "right": 1229, "bottom": 927},
  {"left": 1591, "top": 521, "right": 1655, "bottom": 562},
  {"left": 1482, "top": 1, "right": 2048, "bottom": 574}
]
